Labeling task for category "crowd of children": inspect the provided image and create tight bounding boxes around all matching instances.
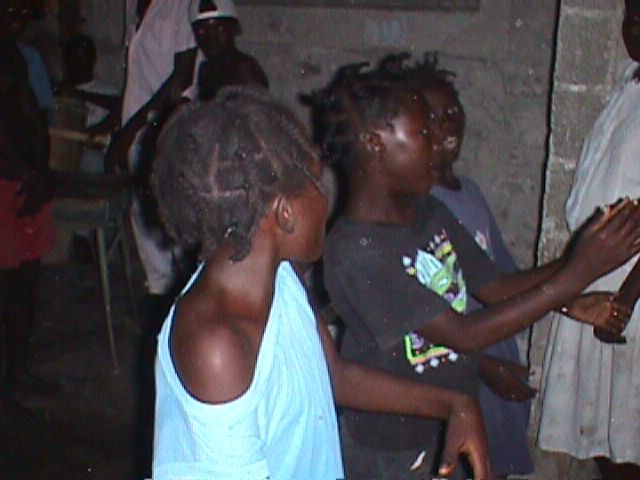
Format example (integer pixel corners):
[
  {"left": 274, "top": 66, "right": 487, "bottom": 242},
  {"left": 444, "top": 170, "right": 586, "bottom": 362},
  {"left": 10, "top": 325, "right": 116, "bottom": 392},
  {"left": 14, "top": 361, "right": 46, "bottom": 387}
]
[{"left": 4, "top": 0, "right": 640, "bottom": 478}]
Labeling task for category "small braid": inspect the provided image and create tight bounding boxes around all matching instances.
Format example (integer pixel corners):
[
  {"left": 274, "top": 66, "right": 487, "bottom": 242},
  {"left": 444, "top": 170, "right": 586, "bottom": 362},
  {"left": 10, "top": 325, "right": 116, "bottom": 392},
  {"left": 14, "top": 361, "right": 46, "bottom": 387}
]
[
  {"left": 398, "top": 52, "right": 460, "bottom": 99},
  {"left": 153, "top": 86, "right": 319, "bottom": 262}
]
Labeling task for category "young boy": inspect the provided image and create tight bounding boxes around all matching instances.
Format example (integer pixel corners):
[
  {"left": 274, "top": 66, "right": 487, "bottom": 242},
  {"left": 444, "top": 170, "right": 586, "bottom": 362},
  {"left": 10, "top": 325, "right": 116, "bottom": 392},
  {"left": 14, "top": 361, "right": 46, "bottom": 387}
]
[
  {"left": 401, "top": 53, "right": 534, "bottom": 478},
  {"left": 151, "top": 87, "right": 491, "bottom": 479},
  {"left": 315, "top": 63, "right": 640, "bottom": 478},
  {"left": 190, "top": 0, "right": 269, "bottom": 100}
]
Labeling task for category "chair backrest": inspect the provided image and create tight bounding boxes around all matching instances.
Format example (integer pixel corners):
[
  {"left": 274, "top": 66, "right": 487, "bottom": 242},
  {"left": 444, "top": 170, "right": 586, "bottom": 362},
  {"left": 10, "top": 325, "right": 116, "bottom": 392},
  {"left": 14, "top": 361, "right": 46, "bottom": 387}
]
[{"left": 50, "top": 96, "right": 87, "bottom": 172}]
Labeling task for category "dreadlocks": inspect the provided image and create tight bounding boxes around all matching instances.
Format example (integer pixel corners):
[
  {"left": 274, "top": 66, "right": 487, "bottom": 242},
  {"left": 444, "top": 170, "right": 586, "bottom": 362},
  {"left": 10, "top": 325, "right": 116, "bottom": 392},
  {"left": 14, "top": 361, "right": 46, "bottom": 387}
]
[{"left": 152, "top": 86, "right": 319, "bottom": 262}]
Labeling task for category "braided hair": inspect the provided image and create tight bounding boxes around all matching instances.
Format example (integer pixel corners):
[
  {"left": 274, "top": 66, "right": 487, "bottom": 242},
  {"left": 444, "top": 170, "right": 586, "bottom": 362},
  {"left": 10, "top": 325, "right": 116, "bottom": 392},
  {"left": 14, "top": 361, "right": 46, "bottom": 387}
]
[
  {"left": 306, "top": 60, "right": 419, "bottom": 170},
  {"left": 152, "top": 86, "right": 319, "bottom": 262},
  {"left": 398, "top": 52, "right": 460, "bottom": 102}
]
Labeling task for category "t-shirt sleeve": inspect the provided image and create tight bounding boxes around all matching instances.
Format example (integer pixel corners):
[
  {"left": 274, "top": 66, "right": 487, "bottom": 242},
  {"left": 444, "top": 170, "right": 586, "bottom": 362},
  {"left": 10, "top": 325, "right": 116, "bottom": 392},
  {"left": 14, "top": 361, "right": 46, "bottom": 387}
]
[{"left": 325, "top": 240, "right": 453, "bottom": 351}]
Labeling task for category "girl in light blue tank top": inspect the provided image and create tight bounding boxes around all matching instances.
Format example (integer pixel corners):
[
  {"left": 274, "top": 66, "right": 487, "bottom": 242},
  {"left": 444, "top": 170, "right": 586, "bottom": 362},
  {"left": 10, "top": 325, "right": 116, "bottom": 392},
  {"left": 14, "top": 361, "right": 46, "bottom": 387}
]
[
  {"left": 150, "top": 86, "right": 491, "bottom": 480},
  {"left": 150, "top": 88, "right": 342, "bottom": 479},
  {"left": 154, "top": 262, "right": 343, "bottom": 480}
]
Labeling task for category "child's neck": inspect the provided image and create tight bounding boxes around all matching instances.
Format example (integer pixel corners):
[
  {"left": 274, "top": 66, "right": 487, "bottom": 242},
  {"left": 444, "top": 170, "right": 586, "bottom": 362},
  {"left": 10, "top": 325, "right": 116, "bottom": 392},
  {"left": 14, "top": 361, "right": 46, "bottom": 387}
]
[
  {"left": 199, "top": 231, "right": 281, "bottom": 322},
  {"left": 433, "top": 166, "right": 461, "bottom": 192},
  {"left": 346, "top": 187, "right": 419, "bottom": 226}
]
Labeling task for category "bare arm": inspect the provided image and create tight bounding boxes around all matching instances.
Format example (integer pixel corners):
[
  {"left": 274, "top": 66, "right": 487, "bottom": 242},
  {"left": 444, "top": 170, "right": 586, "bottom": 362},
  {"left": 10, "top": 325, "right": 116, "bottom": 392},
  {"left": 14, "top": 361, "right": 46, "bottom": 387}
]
[
  {"left": 474, "top": 258, "right": 564, "bottom": 305},
  {"left": 319, "top": 318, "right": 491, "bottom": 479},
  {"left": 104, "top": 48, "right": 197, "bottom": 172},
  {"left": 617, "top": 255, "right": 640, "bottom": 308}
]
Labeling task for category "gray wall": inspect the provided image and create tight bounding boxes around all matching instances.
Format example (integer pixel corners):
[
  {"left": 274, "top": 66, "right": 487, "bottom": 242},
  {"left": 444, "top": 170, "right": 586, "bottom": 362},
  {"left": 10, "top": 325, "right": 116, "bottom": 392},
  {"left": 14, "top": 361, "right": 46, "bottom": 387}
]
[
  {"left": 66, "top": 0, "right": 557, "bottom": 268},
  {"left": 239, "top": 1, "right": 558, "bottom": 268}
]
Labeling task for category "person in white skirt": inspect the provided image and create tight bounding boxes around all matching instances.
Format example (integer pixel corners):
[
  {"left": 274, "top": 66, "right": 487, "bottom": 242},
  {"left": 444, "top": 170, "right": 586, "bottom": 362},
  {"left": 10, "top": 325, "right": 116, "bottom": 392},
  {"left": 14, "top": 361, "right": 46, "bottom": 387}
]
[{"left": 538, "top": 2, "right": 640, "bottom": 478}]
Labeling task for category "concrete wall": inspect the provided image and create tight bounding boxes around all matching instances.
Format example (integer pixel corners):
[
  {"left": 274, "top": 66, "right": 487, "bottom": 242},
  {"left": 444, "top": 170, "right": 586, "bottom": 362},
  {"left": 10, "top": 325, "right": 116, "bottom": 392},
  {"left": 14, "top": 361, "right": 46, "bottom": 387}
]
[
  {"left": 530, "top": 1, "right": 624, "bottom": 478},
  {"left": 41, "top": 0, "right": 559, "bottom": 268},
  {"left": 239, "top": 0, "right": 558, "bottom": 268}
]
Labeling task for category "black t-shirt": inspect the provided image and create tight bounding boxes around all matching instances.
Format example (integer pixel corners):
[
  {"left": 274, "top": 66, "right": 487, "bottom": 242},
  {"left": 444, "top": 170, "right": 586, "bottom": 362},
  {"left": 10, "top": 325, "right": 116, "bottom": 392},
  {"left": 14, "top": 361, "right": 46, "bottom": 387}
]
[{"left": 324, "top": 195, "right": 499, "bottom": 451}]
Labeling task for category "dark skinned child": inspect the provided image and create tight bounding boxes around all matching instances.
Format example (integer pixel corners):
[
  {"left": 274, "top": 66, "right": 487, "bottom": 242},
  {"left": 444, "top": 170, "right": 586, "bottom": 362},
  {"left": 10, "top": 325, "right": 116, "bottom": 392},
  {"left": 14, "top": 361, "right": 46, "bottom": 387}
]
[
  {"left": 374, "top": 51, "right": 535, "bottom": 478},
  {"left": 150, "top": 87, "right": 491, "bottom": 480},
  {"left": 314, "top": 63, "right": 640, "bottom": 479},
  {"left": 56, "top": 34, "right": 122, "bottom": 142}
]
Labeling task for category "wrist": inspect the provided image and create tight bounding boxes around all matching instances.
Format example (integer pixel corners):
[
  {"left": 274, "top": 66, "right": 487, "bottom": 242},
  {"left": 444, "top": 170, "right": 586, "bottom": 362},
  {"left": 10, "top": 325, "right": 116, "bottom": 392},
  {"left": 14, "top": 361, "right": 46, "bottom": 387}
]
[
  {"left": 555, "top": 263, "right": 591, "bottom": 299},
  {"left": 449, "top": 393, "right": 478, "bottom": 418}
]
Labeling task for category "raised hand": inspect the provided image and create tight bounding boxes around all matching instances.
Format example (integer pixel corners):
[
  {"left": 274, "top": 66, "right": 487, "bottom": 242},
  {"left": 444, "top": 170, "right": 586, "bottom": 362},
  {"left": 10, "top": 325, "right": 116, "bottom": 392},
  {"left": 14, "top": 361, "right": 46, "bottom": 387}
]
[
  {"left": 478, "top": 355, "right": 537, "bottom": 402},
  {"left": 566, "top": 198, "right": 640, "bottom": 284},
  {"left": 439, "top": 396, "right": 493, "bottom": 479}
]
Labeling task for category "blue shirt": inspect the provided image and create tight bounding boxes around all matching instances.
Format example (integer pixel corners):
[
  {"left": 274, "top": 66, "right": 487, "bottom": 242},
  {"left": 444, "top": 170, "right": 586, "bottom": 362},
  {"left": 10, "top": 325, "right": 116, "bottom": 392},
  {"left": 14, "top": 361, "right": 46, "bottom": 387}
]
[
  {"left": 153, "top": 262, "right": 344, "bottom": 480},
  {"left": 18, "top": 44, "right": 54, "bottom": 111}
]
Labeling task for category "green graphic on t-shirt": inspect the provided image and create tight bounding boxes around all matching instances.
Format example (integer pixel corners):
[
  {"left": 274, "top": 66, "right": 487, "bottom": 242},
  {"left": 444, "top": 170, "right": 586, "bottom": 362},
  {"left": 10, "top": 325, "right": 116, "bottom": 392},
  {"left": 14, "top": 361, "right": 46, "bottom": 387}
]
[{"left": 403, "top": 228, "right": 467, "bottom": 313}]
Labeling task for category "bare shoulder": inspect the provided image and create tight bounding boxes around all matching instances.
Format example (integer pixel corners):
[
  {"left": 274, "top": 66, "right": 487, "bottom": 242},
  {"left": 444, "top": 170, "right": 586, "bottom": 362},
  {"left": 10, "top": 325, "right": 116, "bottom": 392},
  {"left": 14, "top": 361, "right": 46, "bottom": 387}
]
[{"left": 171, "top": 295, "right": 260, "bottom": 405}]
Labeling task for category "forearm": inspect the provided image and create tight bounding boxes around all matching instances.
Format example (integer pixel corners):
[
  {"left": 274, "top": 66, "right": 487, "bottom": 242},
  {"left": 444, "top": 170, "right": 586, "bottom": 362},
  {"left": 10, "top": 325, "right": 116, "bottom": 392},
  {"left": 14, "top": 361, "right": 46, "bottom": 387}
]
[
  {"left": 477, "top": 257, "right": 565, "bottom": 305},
  {"left": 431, "top": 267, "right": 588, "bottom": 351},
  {"left": 332, "top": 358, "right": 461, "bottom": 420},
  {"left": 618, "top": 256, "right": 640, "bottom": 308},
  {"left": 320, "top": 317, "right": 459, "bottom": 420}
]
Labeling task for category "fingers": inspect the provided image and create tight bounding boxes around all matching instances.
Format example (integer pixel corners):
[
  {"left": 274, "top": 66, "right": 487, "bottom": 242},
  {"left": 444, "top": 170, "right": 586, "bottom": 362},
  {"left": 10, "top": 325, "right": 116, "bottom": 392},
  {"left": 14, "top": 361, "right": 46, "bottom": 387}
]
[
  {"left": 509, "top": 362, "right": 530, "bottom": 378},
  {"left": 594, "top": 326, "right": 628, "bottom": 344},
  {"left": 604, "top": 199, "right": 640, "bottom": 241},
  {"left": 597, "top": 203, "right": 635, "bottom": 242},
  {"left": 508, "top": 382, "right": 537, "bottom": 402},
  {"left": 594, "top": 198, "right": 632, "bottom": 231},
  {"left": 448, "top": 444, "right": 491, "bottom": 480},
  {"left": 597, "top": 296, "right": 631, "bottom": 333}
]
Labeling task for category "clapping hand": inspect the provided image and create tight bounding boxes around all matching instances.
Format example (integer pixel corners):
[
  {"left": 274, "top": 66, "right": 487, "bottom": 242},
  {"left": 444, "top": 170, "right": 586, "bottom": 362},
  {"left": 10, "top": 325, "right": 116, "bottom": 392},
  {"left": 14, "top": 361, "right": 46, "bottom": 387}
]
[{"left": 479, "top": 355, "right": 537, "bottom": 402}]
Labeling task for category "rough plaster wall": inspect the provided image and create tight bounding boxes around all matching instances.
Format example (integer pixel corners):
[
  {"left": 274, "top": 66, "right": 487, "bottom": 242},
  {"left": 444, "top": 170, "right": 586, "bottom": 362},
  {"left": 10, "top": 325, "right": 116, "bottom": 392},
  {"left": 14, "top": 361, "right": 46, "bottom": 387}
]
[
  {"left": 37, "top": 0, "right": 556, "bottom": 270},
  {"left": 21, "top": 0, "right": 127, "bottom": 87},
  {"left": 530, "top": 1, "right": 625, "bottom": 478},
  {"left": 239, "top": 0, "right": 557, "bottom": 269}
]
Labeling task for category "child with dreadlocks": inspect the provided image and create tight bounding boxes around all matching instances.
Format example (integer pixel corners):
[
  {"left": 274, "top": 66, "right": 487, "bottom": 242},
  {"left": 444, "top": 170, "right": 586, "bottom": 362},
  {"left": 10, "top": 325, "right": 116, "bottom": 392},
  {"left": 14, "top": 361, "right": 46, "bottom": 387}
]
[
  {"left": 150, "top": 86, "right": 493, "bottom": 480},
  {"left": 314, "top": 61, "right": 640, "bottom": 479},
  {"left": 377, "top": 52, "right": 535, "bottom": 478}
]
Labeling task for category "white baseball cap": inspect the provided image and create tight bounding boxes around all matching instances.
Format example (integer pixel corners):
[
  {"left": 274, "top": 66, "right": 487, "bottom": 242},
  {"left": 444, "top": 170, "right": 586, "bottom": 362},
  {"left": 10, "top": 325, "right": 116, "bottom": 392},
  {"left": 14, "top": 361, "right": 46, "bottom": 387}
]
[{"left": 190, "top": 0, "right": 238, "bottom": 23}]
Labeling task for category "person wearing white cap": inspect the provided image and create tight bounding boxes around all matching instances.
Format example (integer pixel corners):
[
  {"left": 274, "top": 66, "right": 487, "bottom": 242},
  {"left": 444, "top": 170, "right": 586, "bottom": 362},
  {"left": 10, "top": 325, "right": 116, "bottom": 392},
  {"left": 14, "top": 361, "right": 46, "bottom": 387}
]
[{"left": 190, "top": 0, "right": 268, "bottom": 100}]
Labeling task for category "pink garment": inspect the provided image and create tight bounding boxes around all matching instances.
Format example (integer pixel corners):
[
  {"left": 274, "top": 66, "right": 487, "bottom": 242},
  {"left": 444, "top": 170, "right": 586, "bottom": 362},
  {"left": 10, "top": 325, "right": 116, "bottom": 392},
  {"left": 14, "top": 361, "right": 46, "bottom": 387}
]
[
  {"left": 0, "top": 179, "right": 56, "bottom": 269},
  {"left": 121, "top": 0, "right": 197, "bottom": 124}
]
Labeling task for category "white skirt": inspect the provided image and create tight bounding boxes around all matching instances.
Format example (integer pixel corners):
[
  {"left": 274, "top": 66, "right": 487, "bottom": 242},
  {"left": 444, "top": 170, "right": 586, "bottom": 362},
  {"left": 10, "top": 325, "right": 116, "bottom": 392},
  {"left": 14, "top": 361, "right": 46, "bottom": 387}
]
[{"left": 537, "top": 268, "right": 640, "bottom": 464}]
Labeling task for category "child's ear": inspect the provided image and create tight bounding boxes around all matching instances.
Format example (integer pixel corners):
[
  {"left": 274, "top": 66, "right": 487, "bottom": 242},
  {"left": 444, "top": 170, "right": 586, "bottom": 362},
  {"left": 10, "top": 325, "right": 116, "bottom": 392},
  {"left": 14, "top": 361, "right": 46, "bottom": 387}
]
[
  {"left": 273, "top": 194, "right": 296, "bottom": 234},
  {"left": 360, "top": 131, "right": 384, "bottom": 156}
]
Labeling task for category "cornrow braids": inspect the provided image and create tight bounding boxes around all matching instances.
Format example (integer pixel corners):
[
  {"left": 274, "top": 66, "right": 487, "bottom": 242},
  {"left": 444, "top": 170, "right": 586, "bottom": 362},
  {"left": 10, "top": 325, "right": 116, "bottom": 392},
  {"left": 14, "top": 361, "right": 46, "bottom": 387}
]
[
  {"left": 306, "top": 60, "right": 417, "bottom": 169},
  {"left": 152, "top": 86, "right": 320, "bottom": 262}
]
